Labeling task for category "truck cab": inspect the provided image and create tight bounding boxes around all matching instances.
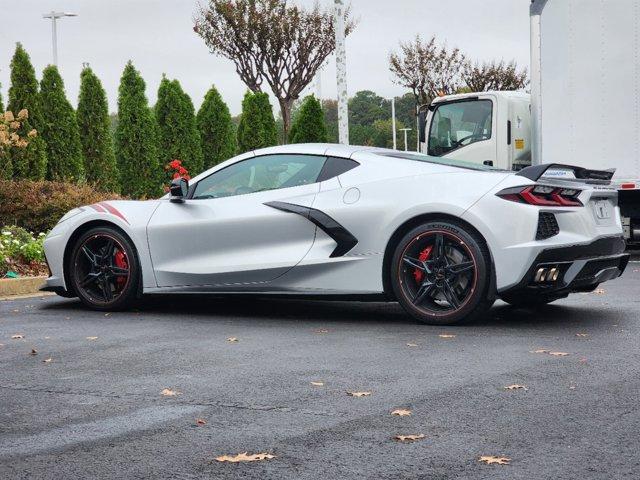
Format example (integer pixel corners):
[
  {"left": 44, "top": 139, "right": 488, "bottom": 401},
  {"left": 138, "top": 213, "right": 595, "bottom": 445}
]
[{"left": 419, "top": 91, "right": 531, "bottom": 171}]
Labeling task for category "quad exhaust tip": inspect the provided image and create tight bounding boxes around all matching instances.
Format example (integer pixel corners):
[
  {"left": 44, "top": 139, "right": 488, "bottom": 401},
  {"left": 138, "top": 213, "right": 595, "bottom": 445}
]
[{"left": 535, "top": 266, "right": 560, "bottom": 283}]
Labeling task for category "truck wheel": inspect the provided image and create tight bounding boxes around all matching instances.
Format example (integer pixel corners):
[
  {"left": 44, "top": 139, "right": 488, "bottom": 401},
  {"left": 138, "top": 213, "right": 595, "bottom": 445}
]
[{"left": 390, "top": 221, "right": 493, "bottom": 325}]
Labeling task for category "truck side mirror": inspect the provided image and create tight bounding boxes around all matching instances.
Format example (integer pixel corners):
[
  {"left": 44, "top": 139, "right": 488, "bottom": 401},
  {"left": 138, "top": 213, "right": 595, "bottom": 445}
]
[{"left": 418, "top": 110, "right": 427, "bottom": 144}]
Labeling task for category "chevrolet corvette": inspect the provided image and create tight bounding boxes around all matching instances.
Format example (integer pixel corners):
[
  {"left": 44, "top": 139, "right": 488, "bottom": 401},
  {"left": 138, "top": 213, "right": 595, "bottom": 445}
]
[{"left": 42, "top": 144, "right": 629, "bottom": 325}]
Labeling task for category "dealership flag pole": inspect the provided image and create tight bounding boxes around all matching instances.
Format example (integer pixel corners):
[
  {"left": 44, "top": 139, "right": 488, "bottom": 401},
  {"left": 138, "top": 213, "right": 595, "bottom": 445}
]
[{"left": 334, "top": 0, "right": 349, "bottom": 145}]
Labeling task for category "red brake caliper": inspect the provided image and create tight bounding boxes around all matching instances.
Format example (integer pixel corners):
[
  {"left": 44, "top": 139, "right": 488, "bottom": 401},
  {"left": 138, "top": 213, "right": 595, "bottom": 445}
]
[
  {"left": 412, "top": 246, "right": 433, "bottom": 283},
  {"left": 114, "top": 249, "right": 128, "bottom": 288}
]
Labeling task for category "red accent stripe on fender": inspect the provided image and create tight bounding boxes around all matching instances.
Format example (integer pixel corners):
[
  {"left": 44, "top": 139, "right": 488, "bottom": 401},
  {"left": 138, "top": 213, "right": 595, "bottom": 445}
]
[
  {"left": 89, "top": 204, "right": 106, "bottom": 212},
  {"left": 99, "top": 202, "right": 130, "bottom": 224}
]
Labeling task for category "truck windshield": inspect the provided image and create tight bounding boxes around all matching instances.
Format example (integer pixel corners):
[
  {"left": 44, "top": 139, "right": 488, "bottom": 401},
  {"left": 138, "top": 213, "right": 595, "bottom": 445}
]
[{"left": 428, "top": 100, "right": 493, "bottom": 156}]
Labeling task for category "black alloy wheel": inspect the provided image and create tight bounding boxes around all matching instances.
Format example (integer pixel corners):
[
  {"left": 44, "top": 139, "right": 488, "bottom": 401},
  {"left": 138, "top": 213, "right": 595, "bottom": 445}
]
[
  {"left": 391, "top": 221, "right": 493, "bottom": 325},
  {"left": 69, "top": 227, "right": 139, "bottom": 310}
]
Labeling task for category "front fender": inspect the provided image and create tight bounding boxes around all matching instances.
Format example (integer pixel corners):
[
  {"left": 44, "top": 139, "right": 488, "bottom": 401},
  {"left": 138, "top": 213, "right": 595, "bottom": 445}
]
[{"left": 44, "top": 200, "right": 161, "bottom": 291}]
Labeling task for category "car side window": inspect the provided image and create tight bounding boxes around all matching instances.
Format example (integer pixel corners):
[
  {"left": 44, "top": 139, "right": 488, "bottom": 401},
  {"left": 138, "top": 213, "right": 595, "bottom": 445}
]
[
  {"left": 192, "top": 154, "right": 327, "bottom": 200},
  {"left": 317, "top": 157, "right": 359, "bottom": 182}
]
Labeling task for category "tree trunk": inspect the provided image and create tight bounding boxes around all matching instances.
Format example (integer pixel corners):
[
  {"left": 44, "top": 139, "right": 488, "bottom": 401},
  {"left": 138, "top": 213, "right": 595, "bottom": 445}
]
[{"left": 279, "top": 98, "right": 294, "bottom": 144}]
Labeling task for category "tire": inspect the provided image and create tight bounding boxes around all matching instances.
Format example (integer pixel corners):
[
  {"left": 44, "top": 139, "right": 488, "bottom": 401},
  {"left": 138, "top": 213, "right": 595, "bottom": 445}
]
[
  {"left": 67, "top": 226, "right": 139, "bottom": 311},
  {"left": 500, "top": 292, "right": 566, "bottom": 308},
  {"left": 390, "top": 221, "right": 493, "bottom": 325}
]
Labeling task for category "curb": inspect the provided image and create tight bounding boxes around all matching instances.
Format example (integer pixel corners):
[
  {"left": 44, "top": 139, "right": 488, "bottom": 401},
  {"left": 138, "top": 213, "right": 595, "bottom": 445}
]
[{"left": 0, "top": 276, "right": 48, "bottom": 299}]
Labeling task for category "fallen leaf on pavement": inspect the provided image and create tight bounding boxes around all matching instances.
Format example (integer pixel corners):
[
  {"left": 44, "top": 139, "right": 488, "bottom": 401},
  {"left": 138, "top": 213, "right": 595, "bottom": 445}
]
[
  {"left": 215, "top": 452, "right": 275, "bottom": 463},
  {"left": 314, "top": 329, "right": 329, "bottom": 334},
  {"left": 504, "top": 384, "right": 527, "bottom": 391},
  {"left": 86, "top": 336, "right": 98, "bottom": 341},
  {"left": 11, "top": 334, "right": 24, "bottom": 340},
  {"left": 479, "top": 455, "right": 511, "bottom": 465},
  {"left": 394, "top": 434, "right": 425, "bottom": 442},
  {"left": 347, "top": 391, "right": 371, "bottom": 397},
  {"left": 593, "top": 288, "right": 606, "bottom": 295},
  {"left": 104, "top": 313, "right": 111, "bottom": 317},
  {"left": 549, "top": 352, "right": 570, "bottom": 357},
  {"left": 391, "top": 409, "right": 412, "bottom": 416},
  {"left": 569, "top": 385, "right": 577, "bottom": 390},
  {"left": 161, "top": 388, "right": 181, "bottom": 397},
  {"left": 439, "top": 334, "right": 456, "bottom": 339},
  {"left": 226, "top": 337, "right": 238, "bottom": 343},
  {"left": 310, "top": 381, "right": 324, "bottom": 386},
  {"left": 576, "top": 333, "right": 588, "bottom": 337},
  {"left": 530, "top": 349, "right": 549, "bottom": 354},
  {"left": 406, "top": 343, "right": 418, "bottom": 347},
  {"left": 29, "top": 348, "right": 38, "bottom": 355},
  {"left": 42, "top": 358, "right": 52, "bottom": 364},
  {"left": 196, "top": 418, "right": 207, "bottom": 426}
]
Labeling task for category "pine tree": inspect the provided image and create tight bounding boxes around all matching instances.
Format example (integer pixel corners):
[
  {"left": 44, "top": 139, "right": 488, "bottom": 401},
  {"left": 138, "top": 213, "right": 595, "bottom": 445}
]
[
  {"left": 0, "top": 85, "right": 9, "bottom": 180},
  {"left": 197, "top": 85, "right": 236, "bottom": 169},
  {"left": 77, "top": 67, "right": 120, "bottom": 192},
  {"left": 155, "top": 76, "right": 204, "bottom": 175},
  {"left": 115, "top": 61, "right": 161, "bottom": 198},
  {"left": 289, "top": 95, "right": 328, "bottom": 144},
  {"left": 7, "top": 43, "right": 47, "bottom": 180},
  {"left": 40, "top": 65, "right": 84, "bottom": 182},
  {"left": 237, "top": 91, "right": 278, "bottom": 153}
]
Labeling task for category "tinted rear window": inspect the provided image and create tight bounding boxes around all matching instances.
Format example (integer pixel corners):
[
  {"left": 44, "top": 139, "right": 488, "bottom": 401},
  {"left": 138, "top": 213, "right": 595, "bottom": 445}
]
[{"left": 378, "top": 152, "right": 499, "bottom": 172}]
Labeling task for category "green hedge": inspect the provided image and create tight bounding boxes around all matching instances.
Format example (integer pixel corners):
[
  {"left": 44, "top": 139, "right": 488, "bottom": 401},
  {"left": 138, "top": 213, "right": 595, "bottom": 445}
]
[{"left": 0, "top": 179, "right": 121, "bottom": 233}]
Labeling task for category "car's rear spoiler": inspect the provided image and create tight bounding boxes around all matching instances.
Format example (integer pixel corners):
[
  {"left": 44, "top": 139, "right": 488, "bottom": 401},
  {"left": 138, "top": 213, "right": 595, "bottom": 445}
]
[{"left": 516, "top": 164, "right": 616, "bottom": 185}]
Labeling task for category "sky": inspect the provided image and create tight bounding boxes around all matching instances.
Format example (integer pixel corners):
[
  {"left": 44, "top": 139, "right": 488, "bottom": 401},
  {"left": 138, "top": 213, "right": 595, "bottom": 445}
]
[{"left": 0, "top": 0, "right": 532, "bottom": 116}]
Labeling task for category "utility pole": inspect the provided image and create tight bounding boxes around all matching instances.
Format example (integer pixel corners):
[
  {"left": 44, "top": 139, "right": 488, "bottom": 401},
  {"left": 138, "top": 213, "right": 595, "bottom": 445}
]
[
  {"left": 400, "top": 128, "right": 412, "bottom": 152},
  {"left": 391, "top": 97, "right": 397, "bottom": 150},
  {"left": 42, "top": 11, "right": 77, "bottom": 66},
  {"left": 416, "top": 106, "right": 420, "bottom": 151},
  {"left": 334, "top": 0, "right": 349, "bottom": 145}
]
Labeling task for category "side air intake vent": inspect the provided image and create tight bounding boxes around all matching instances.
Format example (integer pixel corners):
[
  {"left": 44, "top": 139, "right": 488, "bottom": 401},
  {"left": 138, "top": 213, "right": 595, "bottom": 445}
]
[{"left": 536, "top": 212, "right": 560, "bottom": 240}]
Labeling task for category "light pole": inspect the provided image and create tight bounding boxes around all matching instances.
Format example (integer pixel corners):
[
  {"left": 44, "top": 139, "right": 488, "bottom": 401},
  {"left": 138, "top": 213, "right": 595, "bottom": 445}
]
[
  {"left": 391, "top": 98, "right": 397, "bottom": 150},
  {"left": 42, "top": 11, "right": 77, "bottom": 65},
  {"left": 334, "top": 0, "right": 349, "bottom": 145},
  {"left": 400, "top": 128, "right": 412, "bottom": 151}
]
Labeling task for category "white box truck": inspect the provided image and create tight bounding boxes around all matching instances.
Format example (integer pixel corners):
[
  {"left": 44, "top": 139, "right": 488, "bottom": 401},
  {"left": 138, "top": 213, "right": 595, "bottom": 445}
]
[{"left": 418, "top": 0, "right": 640, "bottom": 244}]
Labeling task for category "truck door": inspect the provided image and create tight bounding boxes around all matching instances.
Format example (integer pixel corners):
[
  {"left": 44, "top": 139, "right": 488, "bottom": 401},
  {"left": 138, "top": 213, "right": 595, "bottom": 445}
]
[{"left": 426, "top": 98, "right": 497, "bottom": 167}]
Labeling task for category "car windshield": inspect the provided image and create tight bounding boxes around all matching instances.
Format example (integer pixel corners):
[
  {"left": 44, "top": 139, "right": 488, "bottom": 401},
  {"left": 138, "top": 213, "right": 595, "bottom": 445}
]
[{"left": 378, "top": 151, "right": 500, "bottom": 172}]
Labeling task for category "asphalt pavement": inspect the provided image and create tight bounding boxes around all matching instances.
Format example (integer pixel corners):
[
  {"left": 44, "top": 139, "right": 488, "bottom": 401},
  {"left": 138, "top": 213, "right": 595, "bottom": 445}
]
[{"left": 1, "top": 262, "right": 639, "bottom": 479}]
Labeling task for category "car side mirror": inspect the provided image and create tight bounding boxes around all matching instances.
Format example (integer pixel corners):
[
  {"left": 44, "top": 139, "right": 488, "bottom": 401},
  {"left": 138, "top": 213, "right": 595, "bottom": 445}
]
[{"left": 170, "top": 177, "right": 189, "bottom": 203}]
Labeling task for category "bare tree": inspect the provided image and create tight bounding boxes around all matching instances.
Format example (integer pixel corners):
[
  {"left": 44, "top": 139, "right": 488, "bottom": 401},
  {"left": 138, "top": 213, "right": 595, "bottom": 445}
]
[
  {"left": 463, "top": 60, "right": 529, "bottom": 92},
  {"left": 389, "top": 36, "right": 466, "bottom": 108},
  {"left": 194, "top": 0, "right": 354, "bottom": 141}
]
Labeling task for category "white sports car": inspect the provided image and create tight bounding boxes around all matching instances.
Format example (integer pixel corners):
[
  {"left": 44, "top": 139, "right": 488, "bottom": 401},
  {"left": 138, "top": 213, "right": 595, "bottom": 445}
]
[{"left": 42, "top": 144, "right": 629, "bottom": 325}]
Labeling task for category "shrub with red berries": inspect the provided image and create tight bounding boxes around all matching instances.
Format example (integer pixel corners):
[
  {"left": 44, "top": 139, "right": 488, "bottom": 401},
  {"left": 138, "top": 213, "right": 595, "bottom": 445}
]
[{"left": 164, "top": 159, "right": 190, "bottom": 192}]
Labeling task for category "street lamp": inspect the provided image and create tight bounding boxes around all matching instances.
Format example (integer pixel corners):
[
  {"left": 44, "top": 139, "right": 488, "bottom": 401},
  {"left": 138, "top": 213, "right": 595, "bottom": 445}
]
[
  {"left": 400, "top": 128, "right": 412, "bottom": 152},
  {"left": 42, "top": 11, "right": 78, "bottom": 66}
]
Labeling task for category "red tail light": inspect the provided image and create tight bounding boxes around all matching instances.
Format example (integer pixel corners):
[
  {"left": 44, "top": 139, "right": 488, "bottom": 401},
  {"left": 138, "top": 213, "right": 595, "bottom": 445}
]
[{"left": 497, "top": 185, "right": 583, "bottom": 207}]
